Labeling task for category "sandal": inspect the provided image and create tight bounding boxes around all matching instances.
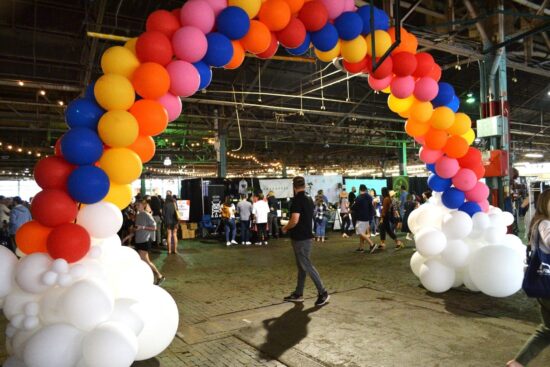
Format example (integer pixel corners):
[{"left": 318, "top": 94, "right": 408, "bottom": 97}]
[{"left": 395, "top": 241, "right": 405, "bottom": 251}]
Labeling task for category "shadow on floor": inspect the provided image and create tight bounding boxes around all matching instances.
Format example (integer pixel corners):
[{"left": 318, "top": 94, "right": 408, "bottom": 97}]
[
  {"left": 132, "top": 358, "right": 160, "bottom": 367},
  {"left": 258, "top": 303, "right": 321, "bottom": 361}
]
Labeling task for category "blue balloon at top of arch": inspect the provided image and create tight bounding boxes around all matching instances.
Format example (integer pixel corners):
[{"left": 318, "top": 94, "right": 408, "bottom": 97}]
[
  {"left": 65, "top": 98, "right": 104, "bottom": 130},
  {"left": 203, "top": 32, "right": 233, "bottom": 68},
  {"left": 61, "top": 127, "right": 104, "bottom": 166},
  {"left": 459, "top": 201, "right": 482, "bottom": 217},
  {"left": 428, "top": 174, "right": 451, "bottom": 192},
  {"left": 442, "top": 187, "right": 465, "bottom": 209},
  {"left": 357, "top": 6, "right": 390, "bottom": 35},
  {"left": 447, "top": 95, "right": 460, "bottom": 112},
  {"left": 432, "top": 82, "right": 455, "bottom": 107},
  {"left": 334, "top": 12, "right": 363, "bottom": 41},
  {"left": 286, "top": 33, "right": 311, "bottom": 56},
  {"left": 193, "top": 61, "right": 212, "bottom": 90},
  {"left": 216, "top": 6, "right": 250, "bottom": 40},
  {"left": 67, "top": 165, "right": 110, "bottom": 204},
  {"left": 310, "top": 23, "right": 339, "bottom": 52}
]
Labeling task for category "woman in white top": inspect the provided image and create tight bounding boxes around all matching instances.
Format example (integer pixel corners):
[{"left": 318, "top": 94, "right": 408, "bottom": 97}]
[
  {"left": 253, "top": 193, "right": 270, "bottom": 246},
  {"left": 339, "top": 192, "right": 351, "bottom": 238}
]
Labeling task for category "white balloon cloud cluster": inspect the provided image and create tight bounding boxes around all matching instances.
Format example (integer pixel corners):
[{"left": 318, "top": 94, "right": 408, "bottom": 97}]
[
  {"left": 0, "top": 202, "right": 179, "bottom": 367},
  {"left": 408, "top": 193, "right": 525, "bottom": 297}
]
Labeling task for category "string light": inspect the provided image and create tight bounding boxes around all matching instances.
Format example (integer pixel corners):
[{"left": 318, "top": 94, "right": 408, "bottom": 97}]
[
  {"left": 39, "top": 90, "right": 46, "bottom": 96},
  {"left": 0, "top": 141, "right": 46, "bottom": 157},
  {"left": 57, "top": 101, "right": 64, "bottom": 106},
  {"left": 227, "top": 152, "right": 282, "bottom": 168},
  {"left": 18, "top": 81, "right": 25, "bottom": 86}
]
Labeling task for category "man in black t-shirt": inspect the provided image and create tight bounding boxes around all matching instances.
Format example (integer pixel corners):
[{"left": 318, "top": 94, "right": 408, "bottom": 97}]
[{"left": 282, "top": 176, "right": 329, "bottom": 307}]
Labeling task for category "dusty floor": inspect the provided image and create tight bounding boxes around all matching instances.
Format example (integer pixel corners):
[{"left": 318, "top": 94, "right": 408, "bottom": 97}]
[{"left": 2, "top": 230, "right": 549, "bottom": 366}]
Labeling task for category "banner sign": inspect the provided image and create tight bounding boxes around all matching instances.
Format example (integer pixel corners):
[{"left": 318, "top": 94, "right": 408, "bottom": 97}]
[
  {"left": 304, "top": 175, "right": 343, "bottom": 204},
  {"left": 258, "top": 179, "right": 293, "bottom": 198},
  {"left": 176, "top": 200, "right": 190, "bottom": 221}
]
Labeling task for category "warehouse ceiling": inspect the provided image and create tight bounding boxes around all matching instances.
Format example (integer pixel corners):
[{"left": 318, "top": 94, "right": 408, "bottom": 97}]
[{"left": 0, "top": 0, "right": 549, "bottom": 177}]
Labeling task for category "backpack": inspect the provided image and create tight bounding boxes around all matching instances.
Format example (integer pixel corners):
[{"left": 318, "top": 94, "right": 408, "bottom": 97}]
[
  {"left": 523, "top": 221, "right": 550, "bottom": 298},
  {"left": 390, "top": 199, "right": 401, "bottom": 223}
]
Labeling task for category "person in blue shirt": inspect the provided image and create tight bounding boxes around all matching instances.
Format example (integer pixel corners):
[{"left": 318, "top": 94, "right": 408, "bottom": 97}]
[
  {"left": 399, "top": 185, "right": 409, "bottom": 218},
  {"left": 8, "top": 196, "right": 32, "bottom": 252}
]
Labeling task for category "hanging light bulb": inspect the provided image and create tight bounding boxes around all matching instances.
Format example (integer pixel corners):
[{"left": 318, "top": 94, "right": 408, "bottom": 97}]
[{"left": 163, "top": 156, "right": 172, "bottom": 166}]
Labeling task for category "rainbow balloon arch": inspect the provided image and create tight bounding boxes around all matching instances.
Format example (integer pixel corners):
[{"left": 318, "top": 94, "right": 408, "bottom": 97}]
[{"left": 0, "top": 1, "right": 526, "bottom": 366}]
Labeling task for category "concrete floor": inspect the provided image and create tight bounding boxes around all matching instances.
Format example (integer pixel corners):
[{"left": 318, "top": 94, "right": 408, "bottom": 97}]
[{"left": 2, "top": 232, "right": 550, "bottom": 366}]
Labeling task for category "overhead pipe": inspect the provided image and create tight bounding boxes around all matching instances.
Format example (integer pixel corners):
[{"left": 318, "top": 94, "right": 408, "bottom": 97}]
[
  {"left": 511, "top": 0, "right": 550, "bottom": 16},
  {"left": 0, "top": 79, "right": 81, "bottom": 92}
]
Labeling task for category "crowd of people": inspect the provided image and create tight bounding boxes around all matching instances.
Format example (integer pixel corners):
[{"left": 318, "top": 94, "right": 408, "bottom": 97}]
[{"left": 0, "top": 195, "right": 32, "bottom": 253}]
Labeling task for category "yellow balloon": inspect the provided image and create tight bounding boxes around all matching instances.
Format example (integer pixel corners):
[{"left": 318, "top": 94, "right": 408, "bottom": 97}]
[
  {"left": 462, "top": 128, "right": 476, "bottom": 145},
  {"left": 366, "top": 30, "right": 391, "bottom": 58},
  {"left": 99, "top": 148, "right": 142, "bottom": 185},
  {"left": 341, "top": 36, "right": 367, "bottom": 63},
  {"left": 398, "top": 110, "right": 410, "bottom": 119},
  {"left": 381, "top": 86, "right": 391, "bottom": 94},
  {"left": 228, "top": 0, "right": 262, "bottom": 18},
  {"left": 388, "top": 94, "right": 414, "bottom": 114},
  {"left": 94, "top": 74, "right": 136, "bottom": 111},
  {"left": 448, "top": 112, "right": 472, "bottom": 136},
  {"left": 430, "top": 106, "right": 455, "bottom": 130},
  {"left": 125, "top": 38, "right": 137, "bottom": 54},
  {"left": 101, "top": 46, "right": 140, "bottom": 79},
  {"left": 98, "top": 111, "right": 139, "bottom": 148},
  {"left": 314, "top": 40, "right": 341, "bottom": 62},
  {"left": 103, "top": 182, "right": 133, "bottom": 210},
  {"left": 409, "top": 100, "right": 433, "bottom": 123}
]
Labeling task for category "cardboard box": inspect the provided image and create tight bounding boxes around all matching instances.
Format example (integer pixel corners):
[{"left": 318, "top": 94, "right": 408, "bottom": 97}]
[
  {"left": 188, "top": 223, "right": 198, "bottom": 230},
  {"left": 182, "top": 229, "right": 196, "bottom": 239}
]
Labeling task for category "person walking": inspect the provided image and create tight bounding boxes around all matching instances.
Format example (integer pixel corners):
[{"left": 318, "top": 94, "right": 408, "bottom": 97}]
[
  {"left": 339, "top": 191, "right": 351, "bottom": 238},
  {"left": 134, "top": 201, "right": 165, "bottom": 285},
  {"left": 8, "top": 196, "right": 32, "bottom": 253},
  {"left": 313, "top": 197, "right": 329, "bottom": 243},
  {"left": 149, "top": 194, "right": 163, "bottom": 247},
  {"left": 221, "top": 196, "right": 238, "bottom": 246},
  {"left": 162, "top": 192, "right": 179, "bottom": 254},
  {"left": 237, "top": 195, "right": 253, "bottom": 245},
  {"left": 282, "top": 176, "right": 329, "bottom": 307},
  {"left": 267, "top": 191, "right": 279, "bottom": 240},
  {"left": 252, "top": 193, "right": 270, "bottom": 245},
  {"left": 348, "top": 186, "right": 357, "bottom": 233},
  {"left": 402, "top": 194, "right": 418, "bottom": 241},
  {"left": 378, "top": 188, "right": 404, "bottom": 251},
  {"left": 370, "top": 189, "right": 380, "bottom": 237},
  {"left": 351, "top": 185, "right": 375, "bottom": 253},
  {"left": 507, "top": 189, "right": 550, "bottom": 367},
  {"left": 399, "top": 185, "right": 409, "bottom": 219}
]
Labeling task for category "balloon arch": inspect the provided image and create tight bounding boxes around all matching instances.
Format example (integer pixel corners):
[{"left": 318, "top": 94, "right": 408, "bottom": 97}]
[{"left": 1, "top": 1, "right": 525, "bottom": 366}]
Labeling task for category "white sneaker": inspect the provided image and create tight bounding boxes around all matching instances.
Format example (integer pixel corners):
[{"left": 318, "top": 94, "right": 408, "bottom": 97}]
[
  {"left": 246, "top": 242, "right": 252, "bottom": 245},
  {"left": 226, "top": 242, "right": 231, "bottom": 246},
  {"left": 255, "top": 242, "right": 262, "bottom": 246},
  {"left": 406, "top": 234, "right": 413, "bottom": 241},
  {"left": 231, "top": 240, "right": 238, "bottom": 245},
  {"left": 263, "top": 241, "right": 268, "bottom": 246}
]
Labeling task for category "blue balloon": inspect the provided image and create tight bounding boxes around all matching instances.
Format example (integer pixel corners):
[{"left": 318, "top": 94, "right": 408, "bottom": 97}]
[
  {"left": 61, "top": 127, "right": 104, "bottom": 166},
  {"left": 432, "top": 82, "right": 455, "bottom": 107},
  {"left": 286, "top": 33, "right": 311, "bottom": 56},
  {"left": 357, "top": 5, "right": 373, "bottom": 34},
  {"left": 67, "top": 166, "right": 110, "bottom": 204},
  {"left": 459, "top": 201, "right": 482, "bottom": 217},
  {"left": 442, "top": 188, "right": 466, "bottom": 209},
  {"left": 426, "top": 163, "right": 436, "bottom": 173},
  {"left": 65, "top": 98, "right": 104, "bottom": 130},
  {"left": 447, "top": 95, "right": 460, "bottom": 112},
  {"left": 334, "top": 12, "right": 363, "bottom": 41},
  {"left": 193, "top": 61, "right": 213, "bottom": 90},
  {"left": 85, "top": 81, "right": 96, "bottom": 100},
  {"left": 203, "top": 32, "right": 233, "bottom": 67},
  {"left": 373, "top": 7, "right": 390, "bottom": 31},
  {"left": 216, "top": 6, "right": 250, "bottom": 40},
  {"left": 310, "top": 23, "right": 339, "bottom": 52},
  {"left": 428, "top": 174, "right": 452, "bottom": 192}
]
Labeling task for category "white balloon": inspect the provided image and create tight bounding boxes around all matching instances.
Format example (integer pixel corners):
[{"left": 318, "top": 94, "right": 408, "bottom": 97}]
[
  {"left": 453, "top": 269, "right": 464, "bottom": 288},
  {"left": 58, "top": 273, "right": 74, "bottom": 287},
  {"left": 39, "top": 286, "right": 67, "bottom": 324},
  {"left": 133, "top": 286, "right": 179, "bottom": 361},
  {"left": 441, "top": 239, "right": 470, "bottom": 268},
  {"left": 4, "top": 285, "right": 40, "bottom": 320},
  {"left": 502, "top": 211, "right": 515, "bottom": 226},
  {"left": 414, "top": 204, "right": 445, "bottom": 230},
  {"left": 502, "top": 234, "right": 527, "bottom": 259},
  {"left": 419, "top": 259, "right": 456, "bottom": 293},
  {"left": 442, "top": 211, "right": 473, "bottom": 239},
  {"left": 109, "top": 299, "right": 145, "bottom": 335},
  {"left": 484, "top": 225, "right": 507, "bottom": 245},
  {"left": 468, "top": 245, "right": 524, "bottom": 297},
  {"left": 462, "top": 269, "right": 480, "bottom": 292},
  {"left": 489, "top": 213, "right": 505, "bottom": 228},
  {"left": 77, "top": 202, "right": 123, "bottom": 239},
  {"left": 11, "top": 329, "right": 36, "bottom": 360},
  {"left": 83, "top": 322, "right": 138, "bottom": 367},
  {"left": 470, "top": 212, "right": 491, "bottom": 238},
  {"left": 0, "top": 246, "right": 18, "bottom": 298},
  {"left": 407, "top": 208, "right": 421, "bottom": 234},
  {"left": 410, "top": 251, "right": 426, "bottom": 278},
  {"left": 3, "top": 356, "right": 27, "bottom": 367},
  {"left": 61, "top": 279, "right": 114, "bottom": 331},
  {"left": 415, "top": 227, "right": 448, "bottom": 257},
  {"left": 23, "top": 323, "right": 83, "bottom": 367},
  {"left": 51, "top": 259, "right": 69, "bottom": 274},
  {"left": 489, "top": 206, "right": 502, "bottom": 215},
  {"left": 24, "top": 302, "right": 39, "bottom": 317},
  {"left": 15, "top": 253, "right": 52, "bottom": 294},
  {"left": 41, "top": 271, "right": 58, "bottom": 286},
  {"left": 106, "top": 256, "right": 154, "bottom": 300},
  {"left": 23, "top": 316, "right": 40, "bottom": 331}
]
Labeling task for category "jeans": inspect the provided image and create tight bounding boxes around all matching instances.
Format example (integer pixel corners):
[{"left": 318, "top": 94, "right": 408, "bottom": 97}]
[
  {"left": 315, "top": 218, "right": 327, "bottom": 237},
  {"left": 515, "top": 298, "right": 550, "bottom": 365},
  {"left": 267, "top": 213, "right": 279, "bottom": 238},
  {"left": 340, "top": 213, "right": 351, "bottom": 234},
  {"left": 292, "top": 239, "right": 325, "bottom": 295},
  {"left": 370, "top": 217, "right": 379, "bottom": 234},
  {"left": 240, "top": 220, "right": 250, "bottom": 243},
  {"left": 225, "top": 218, "right": 236, "bottom": 242}
]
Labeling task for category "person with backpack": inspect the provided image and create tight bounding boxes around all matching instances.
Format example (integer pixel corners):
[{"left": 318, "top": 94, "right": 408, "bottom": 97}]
[
  {"left": 507, "top": 189, "right": 550, "bottom": 367},
  {"left": 351, "top": 185, "right": 375, "bottom": 253},
  {"left": 377, "top": 188, "right": 404, "bottom": 251}
]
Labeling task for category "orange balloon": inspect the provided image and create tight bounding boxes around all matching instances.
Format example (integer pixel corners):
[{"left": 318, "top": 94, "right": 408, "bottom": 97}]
[
  {"left": 424, "top": 128, "right": 448, "bottom": 150},
  {"left": 129, "top": 99, "right": 168, "bottom": 136},
  {"left": 225, "top": 41, "right": 245, "bottom": 69},
  {"left": 405, "top": 119, "right": 430, "bottom": 138},
  {"left": 259, "top": 0, "right": 292, "bottom": 31},
  {"left": 132, "top": 62, "right": 170, "bottom": 100},
  {"left": 241, "top": 20, "right": 272, "bottom": 54},
  {"left": 388, "top": 27, "right": 418, "bottom": 54},
  {"left": 430, "top": 106, "right": 455, "bottom": 130},
  {"left": 443, "top": 135, "right": 469, "bottom": 158},
  {"left": 15, "top": 220, "right": 52, "bottom": 254},
  {"left": 409, "top": 100, "right": 433, "bottom": 123},
  {"left": 128, "top": 135, "right": 156, "bottom": 163},
  {"left": 448, "top": 112, "right": 472, "bottom": 135},
  {"left": 284, "top": 0, "right": 304, "bottom": 13}
]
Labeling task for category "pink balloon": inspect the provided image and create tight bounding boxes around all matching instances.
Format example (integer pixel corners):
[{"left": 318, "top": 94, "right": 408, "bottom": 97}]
[
  {"left": 180, "top": 0, "right": 215, "bottom": 34},
  {"left": 172, "top": 26, "right": 207, "bottom": 63},
  {"left": 368, "top": 75, "right": 392, "bottom": 91},
  {"left": 203, "top": 0, "right": 227, "bottom": 17},
  {"left": 415, "top": 136, "right": 426, "bottom": 145},
  {"left": 435, "top": 156, "right": 459, "bottom": 179},
  {"left": 320, "top": 0, "right": 345, "bottom": 19},
  {"left": 390, "top": 76, "right": 415, "bottom": 99},
  {"left": 465, "top": 181, "right": 490, "bottom": 203},
  {"left": 413, "top": 77, "right": 439, "bottom": 102},
  {"left": 343, "top": 0, "right": 356, "bottom": 11},
  {"left": 452, "top": 168, "right": 477, "bottom": 191},
  {"left": 419, "top": 146, "right": 443, "bottom": 164},
  {"left": 158, "top": 92, "right": 183, "bottom": 122},
  {"left": 478, "top": 199, "right": 490, "bottom": 213},
  {"left": 166, "top": 60, "right": 200, "bottom": 97}
]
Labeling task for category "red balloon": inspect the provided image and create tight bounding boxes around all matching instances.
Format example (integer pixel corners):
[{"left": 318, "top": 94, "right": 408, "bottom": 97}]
[
  {"left": 277, "top": 18, "right": 306, "bottom": 48},
  {"left": 458, "top": 147, "right": 483, "bottom": 169},
  {"left": 171, "top": 8, "right": 181, "bottom": 20},
  {"left": 31, "top": 189, "right": 78, "bottom": 227},
  {"left": 298, "top": 1, "right": 328, "bottom": 32},
  {"left": 391, "top": 52, "right": 417, "bottom": 77},
  {"left": 427, "top": 63, "right": 442, "bottom": 82},
  {"left": 136, "top": 31, "right": 174, "bottom": 66},
  {"left": 146, "top": 10, "right": 180, "bottom": 38},
  {"left": 364, "top": 56, "right": 393, "bottom": 79},
  {"left": 471, "top": 164, "right": 486, "bottom": 180},
  {"left": 34, "top": 157, "right": 75, "bottom": 190},
  {"left": 343, "top": 58, "right": 368, "bottom": 74},
  {"left": 414, "top": 52, "right": 435, "bottom": 78},
  {"left": 47, "top": 223, "right": 90, "bottom": 263},
  {"left": 256, "top": 33, "right": 279, "bottom": 59},
  {"left": 54, "top": 135, "right": 63, "bottom": 156}
]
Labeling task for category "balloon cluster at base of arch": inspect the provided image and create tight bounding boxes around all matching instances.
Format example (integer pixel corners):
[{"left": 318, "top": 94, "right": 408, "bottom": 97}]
[{"left": 3, "top": 1, "right": 526, "bottom": 366}]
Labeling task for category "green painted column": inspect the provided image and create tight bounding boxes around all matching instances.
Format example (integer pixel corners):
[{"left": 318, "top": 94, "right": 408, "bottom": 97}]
[{"left": 140, "top": 176, "right": 146, "bottom": 196}]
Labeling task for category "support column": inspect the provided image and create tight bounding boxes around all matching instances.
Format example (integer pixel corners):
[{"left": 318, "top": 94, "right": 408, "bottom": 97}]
[
  {"left": 140, "top": 176, "right": 146, "bottom": 196},
  {"left": 215, "top": 109, "right": 227, "bottom": 178},
  {"left": 282, "top": 164, "right": 287, "bottom": 178},
  {"left": 399, "top": 141, "right": 407, "bottom": 176}
]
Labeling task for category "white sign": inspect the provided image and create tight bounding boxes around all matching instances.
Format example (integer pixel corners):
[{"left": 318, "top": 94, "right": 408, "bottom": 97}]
[
  {"left": 305, "top": 175, "right": 343, "bottom": 204},
  {"left": 259, "top": 179, "right": 293, "bottom": 198},
  {"left": 176, "top": 200, "right": 190, "bottom": 221}
]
